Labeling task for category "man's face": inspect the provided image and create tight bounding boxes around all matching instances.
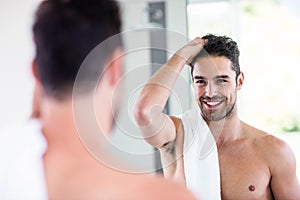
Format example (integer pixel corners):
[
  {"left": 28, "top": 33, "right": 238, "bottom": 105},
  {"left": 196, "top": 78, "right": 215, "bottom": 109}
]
[{"left": 192, "top": 56, "right": 242, "bottom": 122}]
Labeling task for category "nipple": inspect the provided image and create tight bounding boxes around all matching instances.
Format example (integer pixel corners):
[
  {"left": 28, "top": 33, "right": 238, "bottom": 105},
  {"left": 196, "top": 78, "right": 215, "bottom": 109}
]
[{"left": 248, "top": 185, "right": 255, "bottom": 192}]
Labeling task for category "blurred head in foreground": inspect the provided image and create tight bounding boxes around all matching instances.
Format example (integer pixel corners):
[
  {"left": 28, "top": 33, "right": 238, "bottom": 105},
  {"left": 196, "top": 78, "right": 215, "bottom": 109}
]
[{"left": 29, "top": 0, "right": 195, "bottom": 199}]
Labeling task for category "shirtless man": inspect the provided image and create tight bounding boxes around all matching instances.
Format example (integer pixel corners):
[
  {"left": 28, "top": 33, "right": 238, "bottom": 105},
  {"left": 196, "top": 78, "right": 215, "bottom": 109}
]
[
  {"left": 134, "top": 34, "right": 300, "bottom": 199},
  {"left": 0, "top": 0, "right": 196, "bottom": 199}
]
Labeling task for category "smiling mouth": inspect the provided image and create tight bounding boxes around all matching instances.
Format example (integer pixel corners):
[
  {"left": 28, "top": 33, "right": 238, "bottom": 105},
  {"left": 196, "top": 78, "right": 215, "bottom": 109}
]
[
  {"left": 206, "top": 101, "right": 221, "bottom": 106},
  {"left": 202, "top": 100, "right": 224, "bottom": 108}
]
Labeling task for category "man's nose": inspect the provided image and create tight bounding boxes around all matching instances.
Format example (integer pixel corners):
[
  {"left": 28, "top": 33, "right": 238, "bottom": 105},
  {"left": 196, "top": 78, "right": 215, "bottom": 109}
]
[{"left": 204, "top": 82, "right": 217, "bottom": 97}]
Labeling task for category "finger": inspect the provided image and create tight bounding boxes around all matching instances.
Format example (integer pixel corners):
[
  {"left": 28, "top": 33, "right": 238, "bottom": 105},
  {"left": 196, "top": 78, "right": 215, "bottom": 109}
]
[
  {"left": 191, "top": 39, "right": 206, "bottom": 52},
  {"left": 189, "top": 37, "right": 202, "bottom": 45}
]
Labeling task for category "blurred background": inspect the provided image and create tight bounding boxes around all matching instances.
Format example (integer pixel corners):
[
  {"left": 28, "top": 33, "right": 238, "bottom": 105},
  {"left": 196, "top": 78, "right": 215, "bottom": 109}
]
[{"left": 1, "top": 0, "right": 299, "bottom": 174}]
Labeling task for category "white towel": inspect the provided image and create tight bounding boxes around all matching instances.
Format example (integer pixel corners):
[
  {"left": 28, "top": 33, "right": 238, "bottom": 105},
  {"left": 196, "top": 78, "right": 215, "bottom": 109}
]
[
  {"left": 0, "top": 119, "right": 48, "bottom": 200},
  {"left": 181, "top": 108, "right": 221, "bottom": 200}
]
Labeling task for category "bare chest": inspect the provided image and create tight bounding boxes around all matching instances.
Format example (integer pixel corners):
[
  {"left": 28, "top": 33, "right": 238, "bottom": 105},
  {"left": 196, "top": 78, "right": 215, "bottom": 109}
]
[{"left": 218, "top": 144, "right": 273, "bottom": 200}]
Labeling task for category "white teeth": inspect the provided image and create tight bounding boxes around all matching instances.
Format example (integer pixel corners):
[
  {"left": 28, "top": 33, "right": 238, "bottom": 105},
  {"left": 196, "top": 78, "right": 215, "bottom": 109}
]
[{"left": 206, "top": 101, "right": 220, "bottom": 106}]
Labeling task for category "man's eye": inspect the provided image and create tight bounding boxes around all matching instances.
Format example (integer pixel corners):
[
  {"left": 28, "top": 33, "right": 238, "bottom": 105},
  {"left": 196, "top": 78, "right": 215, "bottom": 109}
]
[
  {"left": 195, "top": 80, "right": 206, "bottom": 84},
  {"left": 216, "top": 79, "right": 227, "bottom": 83}
]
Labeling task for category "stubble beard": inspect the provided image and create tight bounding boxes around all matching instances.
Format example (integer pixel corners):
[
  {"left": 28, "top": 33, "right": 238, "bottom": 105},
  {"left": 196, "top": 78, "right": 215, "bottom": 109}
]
[{"left": 199, "top": 96, "right": 237, "bottom": 123}]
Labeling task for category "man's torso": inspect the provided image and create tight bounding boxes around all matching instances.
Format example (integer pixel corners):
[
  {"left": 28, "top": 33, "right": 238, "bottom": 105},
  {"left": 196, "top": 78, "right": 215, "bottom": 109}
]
[
  {"left": 217, "top": 135, "right": 274, "bottom": 199},
  {"left": 160, "top": 118, "right": 274, "bottom": 199}
]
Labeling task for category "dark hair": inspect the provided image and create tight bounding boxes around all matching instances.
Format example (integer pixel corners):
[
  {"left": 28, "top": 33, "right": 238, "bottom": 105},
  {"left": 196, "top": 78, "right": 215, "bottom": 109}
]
[
  {"left": 33, "top": 0, "right": 122, "bottom": 100},
  {"left": 190, "top": 34, "right": 240, "bottom": 80}
]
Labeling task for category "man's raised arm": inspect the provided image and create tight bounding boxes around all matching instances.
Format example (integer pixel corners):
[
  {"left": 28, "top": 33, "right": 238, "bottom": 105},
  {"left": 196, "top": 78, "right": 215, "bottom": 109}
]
[{"left": 134, "top": 37, "right": 206, "bottom": 148}]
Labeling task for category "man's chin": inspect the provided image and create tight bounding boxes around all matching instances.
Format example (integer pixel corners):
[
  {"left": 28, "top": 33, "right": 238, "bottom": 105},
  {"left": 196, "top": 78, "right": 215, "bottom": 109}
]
[{"left": 201, "top": 111, "right": 227, "bottom": 122}]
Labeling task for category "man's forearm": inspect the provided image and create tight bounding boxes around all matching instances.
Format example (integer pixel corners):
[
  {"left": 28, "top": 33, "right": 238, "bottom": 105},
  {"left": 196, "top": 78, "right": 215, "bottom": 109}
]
[
  {"left": 134, "top": 37, "right": 206, "bottom": 146},
  {"left": 134, "top": 53, "right": 187, "bottom": 125}
]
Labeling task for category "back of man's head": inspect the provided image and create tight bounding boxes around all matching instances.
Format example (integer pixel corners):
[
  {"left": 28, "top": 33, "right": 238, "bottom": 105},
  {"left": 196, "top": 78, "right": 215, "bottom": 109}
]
[{"left": 33, "top": 0, "right": 122, "bottom": 100}]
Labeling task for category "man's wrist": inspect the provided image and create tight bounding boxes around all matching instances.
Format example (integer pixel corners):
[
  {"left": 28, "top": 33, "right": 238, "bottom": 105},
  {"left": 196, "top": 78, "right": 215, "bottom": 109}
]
[{"left": 172, "top": 50, "right": 191, "bottom": 66}]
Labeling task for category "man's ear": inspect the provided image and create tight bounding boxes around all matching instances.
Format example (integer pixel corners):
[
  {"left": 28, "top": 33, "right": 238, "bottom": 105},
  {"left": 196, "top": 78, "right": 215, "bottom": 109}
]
[
  {"left": 30, "top": 59, "right": 42, "bottom": 118},
  {"left": 31, "top": 59, "right": 40, "bottom": 83},
  {"left": 236, "top": 71, "right": 244, "bottom": 90},
  {"left": 106, "top": 48, "right": 123, "bottom": 86}
]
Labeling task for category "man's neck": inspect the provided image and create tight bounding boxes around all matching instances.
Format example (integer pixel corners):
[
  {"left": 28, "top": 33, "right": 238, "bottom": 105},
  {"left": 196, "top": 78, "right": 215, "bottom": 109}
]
[
  {"left": 206, "top": 114, "right": 243, "bottom": 147},
  {"left": 40, "top": 96, "right": 116, "bottom": 168},
  {"left": 41, "top": 98, "right": 99, "bottom": 157},
  {"left": 41, "top": 99, "right": 82, "bottom": 153}
]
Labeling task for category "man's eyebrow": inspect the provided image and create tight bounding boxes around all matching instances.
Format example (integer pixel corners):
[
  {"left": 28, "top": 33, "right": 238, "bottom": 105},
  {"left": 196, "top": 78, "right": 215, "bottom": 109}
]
[
  {"left": 214, "top": 75, "right": 230, "bottom": 80},
  {"left": 193, "top": 75, "right": 205, "bottom": 80}
]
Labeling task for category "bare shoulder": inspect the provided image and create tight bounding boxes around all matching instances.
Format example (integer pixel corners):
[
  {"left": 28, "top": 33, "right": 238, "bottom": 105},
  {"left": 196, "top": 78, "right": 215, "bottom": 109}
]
[
  {"left": 261, "top": 134, "right": 296, "bottom": 168},
  {"left": 244, "top": 122, "right": 290, "bottom": 151},
  {"left": 256, "top": 132, "right": 294, "bottom": 159},
  {"left": 136, "top": 175, "right": 195, "bottom": 199},
  {"left": 88, "top": 169, "right": 195, "bottom": 199},
  {"left": 114, "top": 173, "right": 195, "bottom": 199},
  {"left": 244, "top": 123, "right": 296, "bottom": 167}
]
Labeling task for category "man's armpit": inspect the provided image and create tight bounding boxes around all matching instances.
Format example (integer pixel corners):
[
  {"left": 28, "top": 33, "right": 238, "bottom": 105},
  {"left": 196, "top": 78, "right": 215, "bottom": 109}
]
[{"left": 162, "top": 141, "right": 176, "bottom": 156}]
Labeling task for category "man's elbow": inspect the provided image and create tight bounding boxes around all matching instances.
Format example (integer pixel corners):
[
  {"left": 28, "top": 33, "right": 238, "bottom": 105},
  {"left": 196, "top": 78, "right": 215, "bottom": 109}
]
[
  {"left": 133, "top": 102, "right": 151, "bottom": 127},
  {"left": 133, "top": 103, "right": 159, "bottom": 147}
]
